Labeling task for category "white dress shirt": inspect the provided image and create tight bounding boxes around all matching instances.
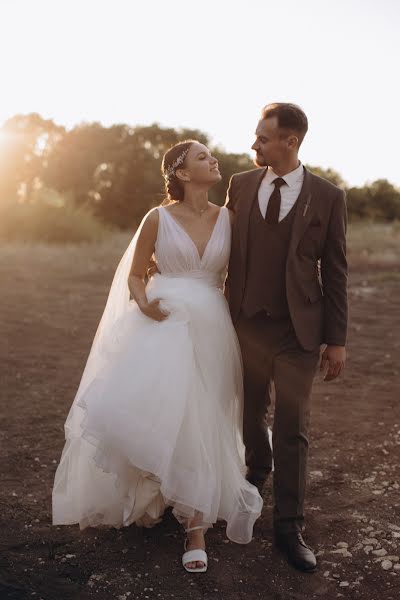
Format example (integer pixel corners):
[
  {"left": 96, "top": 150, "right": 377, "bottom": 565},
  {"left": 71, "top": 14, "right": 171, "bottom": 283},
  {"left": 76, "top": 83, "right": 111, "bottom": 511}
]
[{"left": 258, "top": 162, "right": 304, "bottom": 221}]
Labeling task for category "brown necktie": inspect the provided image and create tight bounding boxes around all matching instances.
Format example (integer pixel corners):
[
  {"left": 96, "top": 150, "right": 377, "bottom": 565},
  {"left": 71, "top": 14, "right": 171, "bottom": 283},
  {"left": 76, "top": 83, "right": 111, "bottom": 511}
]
[{"left": 265, "top": 177, "right": 286, "bottom": 224}]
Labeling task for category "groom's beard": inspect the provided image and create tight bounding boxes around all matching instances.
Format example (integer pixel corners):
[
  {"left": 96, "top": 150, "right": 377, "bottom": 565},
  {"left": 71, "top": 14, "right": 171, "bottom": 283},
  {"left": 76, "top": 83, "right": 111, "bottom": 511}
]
[{"left": 254, "top": 154, "right": 268, "bottom": 168}]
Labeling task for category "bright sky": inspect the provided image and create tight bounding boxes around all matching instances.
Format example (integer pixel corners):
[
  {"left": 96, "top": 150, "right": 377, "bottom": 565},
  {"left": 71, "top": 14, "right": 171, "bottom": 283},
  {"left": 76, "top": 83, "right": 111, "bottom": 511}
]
[{"left": 0, "top": 0, "right": 399, "bottom": 187}]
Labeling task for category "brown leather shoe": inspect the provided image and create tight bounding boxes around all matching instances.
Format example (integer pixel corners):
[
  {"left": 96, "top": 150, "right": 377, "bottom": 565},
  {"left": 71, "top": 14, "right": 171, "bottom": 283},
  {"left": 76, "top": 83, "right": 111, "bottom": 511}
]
[{"left": 274, "top": 530, "right": 317, "bottom": 572}]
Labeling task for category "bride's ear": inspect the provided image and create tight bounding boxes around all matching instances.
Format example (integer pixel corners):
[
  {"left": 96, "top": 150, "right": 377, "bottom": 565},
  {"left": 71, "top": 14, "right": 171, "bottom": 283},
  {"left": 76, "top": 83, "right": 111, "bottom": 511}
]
[{"left": 176, "top": 168, "right": 190, "bottom": 183}]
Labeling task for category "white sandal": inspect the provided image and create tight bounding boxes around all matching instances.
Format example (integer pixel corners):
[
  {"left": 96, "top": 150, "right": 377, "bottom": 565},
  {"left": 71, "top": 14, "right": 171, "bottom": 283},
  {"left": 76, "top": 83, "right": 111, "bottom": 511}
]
[{"left": 182, "top": 525, "right": 208, "bottom": 573}]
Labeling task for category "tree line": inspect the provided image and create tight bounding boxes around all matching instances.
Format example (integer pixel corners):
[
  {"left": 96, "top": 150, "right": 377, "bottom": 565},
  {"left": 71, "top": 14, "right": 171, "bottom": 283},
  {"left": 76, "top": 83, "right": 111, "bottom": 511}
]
[{"left": 1, "top": 113, "right": 399, "bottom": 228}]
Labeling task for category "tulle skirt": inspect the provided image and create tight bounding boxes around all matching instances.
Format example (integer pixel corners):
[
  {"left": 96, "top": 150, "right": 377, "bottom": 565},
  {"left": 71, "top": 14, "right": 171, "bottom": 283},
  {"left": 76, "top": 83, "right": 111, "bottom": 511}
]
[{"left": 52, "top": 274, "right": 263, "bottom": 543}]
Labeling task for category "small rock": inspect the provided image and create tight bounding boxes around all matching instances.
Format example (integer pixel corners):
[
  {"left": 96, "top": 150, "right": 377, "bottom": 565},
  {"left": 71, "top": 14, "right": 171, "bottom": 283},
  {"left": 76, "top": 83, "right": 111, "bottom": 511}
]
[
  {"left": 331, "top": 549, "right": 352, "bottom": 557},
  {"left": 87, "top": 574, "right": 104, "bottom": 588},
  {"left": 339, "top": 581, "right": 350, "bottom": 587},
  {"left": 362, "top": 538, "right": 379, "bottom": 546},
  {"left": 336, "top": 542, "right": 349, "bottom": 548},
  {"left": 323, "top": 570, "right": 330, "bottom": 577},
  {"left": 363, "top": 545, "right": 374, "bottom": 554},
  {"left": 372, "top": 548, "right": 388, "bottom": 557},
  {"left": 352, "top": 543, "right": 364, "bottom": 551},
  {"left": 382, "top": 560, "right": 393, "bottom": 570}
]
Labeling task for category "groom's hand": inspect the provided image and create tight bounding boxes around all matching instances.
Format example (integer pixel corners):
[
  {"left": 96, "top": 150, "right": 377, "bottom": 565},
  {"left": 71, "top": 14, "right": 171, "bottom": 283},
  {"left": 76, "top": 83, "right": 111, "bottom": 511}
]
[{"left": 320, "top": 345, "right": 346, "bottom": 381}]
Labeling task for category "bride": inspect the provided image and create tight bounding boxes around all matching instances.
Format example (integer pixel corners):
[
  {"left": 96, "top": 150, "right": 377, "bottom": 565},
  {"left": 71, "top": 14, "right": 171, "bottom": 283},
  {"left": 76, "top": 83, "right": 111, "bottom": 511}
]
[{"left": 52, "top": 139, "right": 263, "bottom": 573}]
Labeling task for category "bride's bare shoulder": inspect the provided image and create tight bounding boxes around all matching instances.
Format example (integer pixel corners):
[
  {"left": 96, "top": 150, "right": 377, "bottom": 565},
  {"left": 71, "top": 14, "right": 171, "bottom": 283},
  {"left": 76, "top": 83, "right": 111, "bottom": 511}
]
[{"left": 138, "top": 207, "right": 159, "bottom": 238}]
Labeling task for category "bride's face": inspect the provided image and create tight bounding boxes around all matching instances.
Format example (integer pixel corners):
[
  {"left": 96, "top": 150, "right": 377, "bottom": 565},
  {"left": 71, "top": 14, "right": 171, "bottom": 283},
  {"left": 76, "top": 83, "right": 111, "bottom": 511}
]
[{"left": 177, "top": 143, "right": 221, "bottom": 186}]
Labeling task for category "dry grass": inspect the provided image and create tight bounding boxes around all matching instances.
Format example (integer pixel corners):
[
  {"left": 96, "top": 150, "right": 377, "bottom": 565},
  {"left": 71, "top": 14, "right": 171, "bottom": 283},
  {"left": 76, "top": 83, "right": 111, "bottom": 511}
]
[
  {"left": 347, "top": 221, "right": 400, "bottom": 268},
  {"left": 0, "top": 199, "right": 114, "bottom": 243},
  {"left": 0, "top": 204, "right": 398, "bottom": 276}
]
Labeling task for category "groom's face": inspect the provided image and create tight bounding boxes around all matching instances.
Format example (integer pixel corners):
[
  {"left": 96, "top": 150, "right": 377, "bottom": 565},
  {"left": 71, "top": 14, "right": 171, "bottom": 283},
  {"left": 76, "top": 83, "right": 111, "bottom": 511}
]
[{"left": 251, "top": 117, "right": 288, "bottom": 168}]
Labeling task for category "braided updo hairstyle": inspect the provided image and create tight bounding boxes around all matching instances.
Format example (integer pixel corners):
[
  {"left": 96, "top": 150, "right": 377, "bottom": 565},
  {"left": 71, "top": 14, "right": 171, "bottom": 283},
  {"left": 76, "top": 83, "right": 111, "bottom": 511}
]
[{"left": 161, "top": 140, "right": 197, "bottom": 203}]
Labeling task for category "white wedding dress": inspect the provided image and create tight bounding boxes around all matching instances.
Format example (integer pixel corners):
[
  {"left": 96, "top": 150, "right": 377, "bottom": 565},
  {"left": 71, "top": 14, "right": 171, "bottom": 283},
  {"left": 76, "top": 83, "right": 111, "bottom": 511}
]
[{"left": 52, "top": 205, "right": 262, "bottom": 544}]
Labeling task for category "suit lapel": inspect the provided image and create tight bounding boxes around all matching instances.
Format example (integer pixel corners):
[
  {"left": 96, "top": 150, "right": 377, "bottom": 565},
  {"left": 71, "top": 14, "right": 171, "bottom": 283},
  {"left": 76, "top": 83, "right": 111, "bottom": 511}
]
[
  {"left": 288, "top": 167, "right": 314, "bottom": 254},
  {"left": 238, "top": 168, "right": 267, "bottom": 261}
]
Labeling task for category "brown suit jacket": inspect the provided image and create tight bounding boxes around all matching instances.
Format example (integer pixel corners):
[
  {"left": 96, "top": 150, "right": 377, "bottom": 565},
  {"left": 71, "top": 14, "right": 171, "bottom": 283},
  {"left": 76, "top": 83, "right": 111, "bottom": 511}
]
[{"left": 224, "top": 166, "right": 348, "bottom": 351}]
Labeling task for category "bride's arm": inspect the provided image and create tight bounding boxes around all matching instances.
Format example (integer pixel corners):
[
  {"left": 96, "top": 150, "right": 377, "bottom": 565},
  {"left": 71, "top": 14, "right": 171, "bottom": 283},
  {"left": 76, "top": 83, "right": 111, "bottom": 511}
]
[{"left": 128, "top": 210, "right": 169, "bottom": 322}]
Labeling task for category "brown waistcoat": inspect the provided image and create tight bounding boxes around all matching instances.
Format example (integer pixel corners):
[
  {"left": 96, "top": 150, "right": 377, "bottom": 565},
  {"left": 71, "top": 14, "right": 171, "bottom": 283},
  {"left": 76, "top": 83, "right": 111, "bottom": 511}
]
[{"left": 242, "top": 198, "right": 298, "bottom": 319}]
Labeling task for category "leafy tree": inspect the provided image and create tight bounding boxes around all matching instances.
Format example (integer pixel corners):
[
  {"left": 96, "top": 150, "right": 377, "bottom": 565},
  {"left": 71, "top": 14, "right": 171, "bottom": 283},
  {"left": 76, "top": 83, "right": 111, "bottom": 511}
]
[
  {"left": 42, "top": 122, "right": 118, "bottom": 206},
  {"left": 368, "top": 179, "right": 400, "bottom": 221},
  {"left": 305, "top": 165, "right": 346, "bottom": 188},
  {"left": 346, "top": 179, "right": 400, "bottom": 221},
  {"left": 2, "top": 113, "right": 399, "bottom": 227},
  {"left": 0, "top": 113, "right": 64, "bottom": 201},
  {"left": 346, "top": 186, "right": 372, "bottom": 221},
  {"left": 210, "top": 149, "right": 254, "bottom": 206}
]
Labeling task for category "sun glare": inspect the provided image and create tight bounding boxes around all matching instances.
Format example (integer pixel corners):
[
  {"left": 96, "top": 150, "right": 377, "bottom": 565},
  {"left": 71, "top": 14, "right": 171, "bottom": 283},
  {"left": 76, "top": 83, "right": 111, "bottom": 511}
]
[
  {"left": 0, "top": 130, "right": 14, "bottom": 147},
  {"left": 0, "top": 130, "right": 12, "bottom": 155}
]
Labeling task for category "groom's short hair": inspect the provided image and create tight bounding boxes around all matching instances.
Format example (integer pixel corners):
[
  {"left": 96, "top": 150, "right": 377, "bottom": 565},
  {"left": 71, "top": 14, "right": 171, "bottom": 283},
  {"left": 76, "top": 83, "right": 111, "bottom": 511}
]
[{"left": 261, "top": 103, "right": 308, "bottom": 147}]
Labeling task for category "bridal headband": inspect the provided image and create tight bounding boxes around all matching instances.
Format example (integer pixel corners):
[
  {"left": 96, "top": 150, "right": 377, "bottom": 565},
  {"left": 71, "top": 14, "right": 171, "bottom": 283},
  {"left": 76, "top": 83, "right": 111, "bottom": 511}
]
[{"left": 164, "top": 148, "right": 190, "bottom": 180}]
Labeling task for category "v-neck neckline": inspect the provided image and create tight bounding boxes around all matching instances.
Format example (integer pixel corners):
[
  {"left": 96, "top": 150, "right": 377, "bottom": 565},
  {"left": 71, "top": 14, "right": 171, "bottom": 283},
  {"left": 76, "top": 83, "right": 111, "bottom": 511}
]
[{"left": 162, "top": 206, "right": 224, "bottom": 262}]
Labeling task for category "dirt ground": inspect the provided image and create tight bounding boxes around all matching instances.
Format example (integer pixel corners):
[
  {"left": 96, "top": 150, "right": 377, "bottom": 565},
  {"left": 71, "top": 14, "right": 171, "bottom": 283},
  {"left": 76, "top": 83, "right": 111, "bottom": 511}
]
[{"left": 1, "top": 232, "right": 400, "bottom": 600}]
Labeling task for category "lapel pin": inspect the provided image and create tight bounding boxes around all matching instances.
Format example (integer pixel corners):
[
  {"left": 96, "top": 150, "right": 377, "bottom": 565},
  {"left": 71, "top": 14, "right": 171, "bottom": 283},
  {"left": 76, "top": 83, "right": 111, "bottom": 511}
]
[{"left": 303, "top": 194, "right": 311, "bottom": 217}]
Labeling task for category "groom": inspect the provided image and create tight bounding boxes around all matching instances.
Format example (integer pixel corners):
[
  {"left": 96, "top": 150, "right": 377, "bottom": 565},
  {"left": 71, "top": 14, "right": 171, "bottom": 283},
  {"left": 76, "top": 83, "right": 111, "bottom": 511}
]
[{"left": 225, "top": 103, "right": 348, "bottom": 572}]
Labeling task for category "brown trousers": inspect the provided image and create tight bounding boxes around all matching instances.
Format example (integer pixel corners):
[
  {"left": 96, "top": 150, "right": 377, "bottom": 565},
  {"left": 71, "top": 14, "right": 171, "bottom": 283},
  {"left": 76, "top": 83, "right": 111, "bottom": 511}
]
[{"left": 235, "top": 311, "right": 320, "bottom": 533}]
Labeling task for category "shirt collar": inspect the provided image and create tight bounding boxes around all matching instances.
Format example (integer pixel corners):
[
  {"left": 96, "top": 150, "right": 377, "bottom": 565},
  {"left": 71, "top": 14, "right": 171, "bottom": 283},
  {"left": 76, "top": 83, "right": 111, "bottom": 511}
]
[{"left": 265, "top": 162, "right": 303, "bottom": 188}]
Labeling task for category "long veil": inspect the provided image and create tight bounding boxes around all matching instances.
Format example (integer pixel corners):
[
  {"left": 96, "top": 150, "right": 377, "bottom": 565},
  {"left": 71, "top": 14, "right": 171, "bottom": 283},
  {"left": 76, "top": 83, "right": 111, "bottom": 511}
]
[{"left": 62, "top": 211, "right": 151, "bottom": 443}]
